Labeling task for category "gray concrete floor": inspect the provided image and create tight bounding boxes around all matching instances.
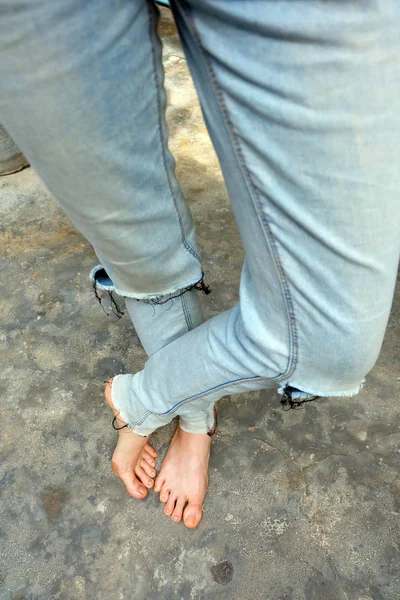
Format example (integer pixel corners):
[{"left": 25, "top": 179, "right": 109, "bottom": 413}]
[{"left": 1, "top": 9, "right": 399, "bottom": 600}]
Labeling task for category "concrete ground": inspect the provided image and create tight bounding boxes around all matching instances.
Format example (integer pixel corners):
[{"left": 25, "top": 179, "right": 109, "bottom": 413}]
[{"left": 1, "top": 9, "right": 399, "bottom": 600}]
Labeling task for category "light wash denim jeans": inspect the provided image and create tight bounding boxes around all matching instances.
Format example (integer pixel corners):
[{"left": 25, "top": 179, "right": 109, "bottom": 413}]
[{"left": 1, "top": 0, "right": 399, "bottom": 435}]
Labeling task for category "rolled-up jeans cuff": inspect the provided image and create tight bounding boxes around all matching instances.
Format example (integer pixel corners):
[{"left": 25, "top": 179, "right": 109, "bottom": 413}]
[
  {"left": 111, "top": 374, "right": 173, "bottom": 436},
  {"left": 179, "top": 403, "right": 216, "bottom": 435}
]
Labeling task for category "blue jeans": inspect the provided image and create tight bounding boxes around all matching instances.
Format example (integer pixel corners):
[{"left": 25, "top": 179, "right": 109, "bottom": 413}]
[{"left": 1, "top": 0, "right": 399, "bottom": 435}]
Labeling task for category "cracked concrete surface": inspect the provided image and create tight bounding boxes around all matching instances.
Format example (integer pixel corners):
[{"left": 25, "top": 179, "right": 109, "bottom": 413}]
[{"left": 1, "top": 8, "right": 399, "bottom": 600}]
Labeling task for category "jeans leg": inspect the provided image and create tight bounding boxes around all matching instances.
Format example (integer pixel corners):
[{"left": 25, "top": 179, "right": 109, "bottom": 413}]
[
  {"left": 0, "top": 0, "right": 201, "bottom": 298},
  {"left": 127, "top": 292, "right": 217, "bottom": 434},
  {"left": 0, "top": 0, "right": 209, "bottom": 433},
  {"left": 89, "top": 263, "right": 215, "bottom": 433},
  {"left": 110, "top": 0, "right": 400, "bottom": 433}
]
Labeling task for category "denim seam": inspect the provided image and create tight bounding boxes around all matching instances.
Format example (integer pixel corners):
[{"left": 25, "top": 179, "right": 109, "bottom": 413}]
[
  {"left": 181, "top": 293, "right": 193, "bottom": 330},
  {"left": 147, "top": 2, "right": 201, "bottom": 264},
  {"left": 165, "top": 374, "right": 263, "bottom": 416},
  {"left": 176, "top": 0, "right": 298, "bottom": 381},
  {"left": 132, "top": 370, "right": 285, "bottom": 428},
  {"left": 132, "top": 376, "right": 263, "bottom": 429},
  {"left": 129, "top": 409, "right": 152, "bottom": 428}
]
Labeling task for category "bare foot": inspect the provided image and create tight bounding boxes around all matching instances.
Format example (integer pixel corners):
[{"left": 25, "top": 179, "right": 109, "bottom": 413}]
[
  {"left": 105, "top": 379, "right": 157, "bottom": 499},
  {"left": 154, "top": 426, "right": 211, "bottom": 528}
]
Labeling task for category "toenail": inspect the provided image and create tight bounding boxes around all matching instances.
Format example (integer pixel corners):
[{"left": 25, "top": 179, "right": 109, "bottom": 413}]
[
  {"left": 151, "top": 470, "right": 156, "bottom": 477},
  {"left": 173, "top": 515, "right": 179, "bottom": 522},
  {"left": 148, "top": 480, "right": 153, "bottom": 487},
  {"left": 139, "top": 486, "right": 146, "bottom": 495},
  {"left": 186, "top": 514, "right": 196, "bottom": 526}
]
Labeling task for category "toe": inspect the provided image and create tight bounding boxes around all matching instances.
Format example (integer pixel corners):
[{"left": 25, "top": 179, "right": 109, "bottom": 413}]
[
  {"left": 159, "top": 488, "right": 170, "bottom": 503},
  {"left": 144, "top": 443, "right": 158, "bottom": 458},
  {"left": 140, "top": 458, "right": 156, "bottom": 480},
  {"left": 135, "top": 465, "right": 154, "bottom": 489},
  {"left": 164, "top": 495, "right": 176, "bottom": 517},
  {"left": 154, "top": 475, "right": 165, "bottom": 493},
  {"left": 117, "top": 470, "right": 147, "bottom": 500},
  {"left": 171, "top": 498, "right": 186, "bottom": 523},
  {"left": 183, "top": 503, "right": 203, "bottom": 529},
  {"left": 142, "top": 453, "right": 156, "bottom": 468}
]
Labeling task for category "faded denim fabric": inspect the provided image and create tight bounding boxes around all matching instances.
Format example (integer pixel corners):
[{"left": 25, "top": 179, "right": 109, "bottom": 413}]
[{"left": 1, "top": 0, "right": 399, "bottom": 435}]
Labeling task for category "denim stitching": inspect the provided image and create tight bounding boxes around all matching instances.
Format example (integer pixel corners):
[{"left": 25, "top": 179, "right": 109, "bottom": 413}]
[
  {"left": 175, "top": 0, "right": 298, "bottom": 381},
  {"left": 181, "top": 293, "right": 193, "bottom": 330},
  {"left": 147, "top": 2, "right": 201, "bottom": 264},
  {"left": 134, "top": 370, "right": 284, "bottom": 428},
  {"left": 168, "top": 377, "right": 259, "bottom": 416},
  {"left": 130, "top": 409, "right": 152, "bottom": 428},
  {"left": 165, "top": 374, "right": 262, "bottom": 416},
  {"left": 133, "top": 3, "right": 298, "bottom": 432}
]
